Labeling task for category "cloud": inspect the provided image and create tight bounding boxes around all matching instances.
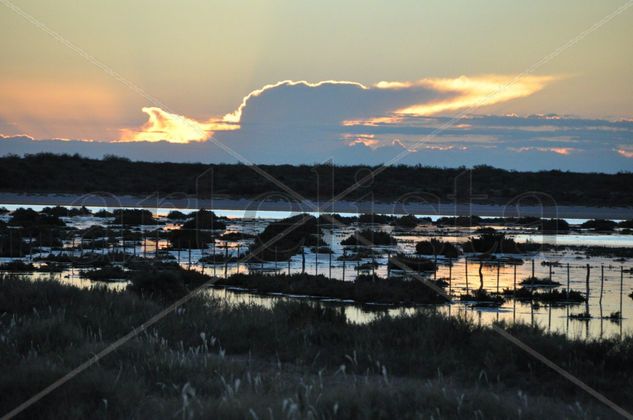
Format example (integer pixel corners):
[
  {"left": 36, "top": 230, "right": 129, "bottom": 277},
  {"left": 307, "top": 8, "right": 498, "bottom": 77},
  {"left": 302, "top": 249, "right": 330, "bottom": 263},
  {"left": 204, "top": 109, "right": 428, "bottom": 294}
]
[
  {"left": 617, "top": 146, "right": 633, "bottom": 159},
  {"left": 4, "top": 74, "right": 633, "bottom": 172},
  {"left": 118, "top": 107, "right": 237, "bottom": 144},
  {"left": 120, "top": 75, "right": 555, "bottom": 144}
]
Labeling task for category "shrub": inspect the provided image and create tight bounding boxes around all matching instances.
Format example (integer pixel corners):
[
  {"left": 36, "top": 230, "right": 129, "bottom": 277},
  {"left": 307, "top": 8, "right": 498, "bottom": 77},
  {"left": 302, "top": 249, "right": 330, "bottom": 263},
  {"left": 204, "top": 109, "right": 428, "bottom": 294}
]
[
  {"left": 415, "top": 239, "right": 461, "bottom": 258},
  {"left": 112, "top": 209, "right": 158, "bottom": 226},
  {"left": 181, "top": 209, "right": 226, "bottom": 230},
  {"left": 391, "top": 214, "right": 420, "bottom": 228},
  {"left": 165, "top": 210, "right": 187, "bottom": 220},
  {"left": 581, "top": 219, "right": 617, "bottom": 231},
  {"left": 341, "top": 229, "right": 396, "bottom": 246}
]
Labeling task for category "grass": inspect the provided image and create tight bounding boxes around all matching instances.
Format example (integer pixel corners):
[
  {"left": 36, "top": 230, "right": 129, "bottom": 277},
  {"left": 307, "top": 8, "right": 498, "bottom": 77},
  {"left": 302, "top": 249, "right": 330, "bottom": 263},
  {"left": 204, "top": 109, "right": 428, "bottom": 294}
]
[
  {"left": 1, "top": 275, "right": 633, "bottom": 418},
  {"left": 0, "top": 276, "right": 633, "bottom": 418}
]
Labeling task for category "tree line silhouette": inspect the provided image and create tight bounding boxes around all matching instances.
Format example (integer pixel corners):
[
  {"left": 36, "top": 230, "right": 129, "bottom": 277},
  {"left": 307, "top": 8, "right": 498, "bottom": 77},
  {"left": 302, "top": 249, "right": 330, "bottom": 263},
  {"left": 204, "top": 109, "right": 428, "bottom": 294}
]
[{"left": 1, "top": 153, "right": 632, "bottom": 206}]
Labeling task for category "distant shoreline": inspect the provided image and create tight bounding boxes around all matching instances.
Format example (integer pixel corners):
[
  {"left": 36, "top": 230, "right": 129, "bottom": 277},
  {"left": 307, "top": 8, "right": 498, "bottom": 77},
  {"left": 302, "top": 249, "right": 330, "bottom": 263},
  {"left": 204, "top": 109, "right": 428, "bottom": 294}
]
[{"left": 1, "top": 192, "right": 631, "bottom": 220}]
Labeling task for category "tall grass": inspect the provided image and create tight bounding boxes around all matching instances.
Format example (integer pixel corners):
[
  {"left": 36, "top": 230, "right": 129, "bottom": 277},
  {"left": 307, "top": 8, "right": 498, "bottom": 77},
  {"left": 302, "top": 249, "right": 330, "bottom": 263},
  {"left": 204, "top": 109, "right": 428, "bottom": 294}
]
[{"left": 0, "top": 274, "right": 631, "bottom": 419}]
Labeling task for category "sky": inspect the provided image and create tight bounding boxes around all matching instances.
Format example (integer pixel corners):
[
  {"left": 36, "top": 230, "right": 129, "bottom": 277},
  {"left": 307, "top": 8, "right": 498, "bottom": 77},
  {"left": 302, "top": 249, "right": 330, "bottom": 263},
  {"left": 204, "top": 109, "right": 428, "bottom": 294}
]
[{"left": 0, "top": 0, "right": 632, "bottom": 171}]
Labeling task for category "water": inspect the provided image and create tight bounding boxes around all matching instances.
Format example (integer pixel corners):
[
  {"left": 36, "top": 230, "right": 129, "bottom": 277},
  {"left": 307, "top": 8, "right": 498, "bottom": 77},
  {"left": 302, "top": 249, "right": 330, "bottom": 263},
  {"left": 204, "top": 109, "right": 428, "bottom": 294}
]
[{"left": 1, "top": 205, "right": 632, "bottom": 341}]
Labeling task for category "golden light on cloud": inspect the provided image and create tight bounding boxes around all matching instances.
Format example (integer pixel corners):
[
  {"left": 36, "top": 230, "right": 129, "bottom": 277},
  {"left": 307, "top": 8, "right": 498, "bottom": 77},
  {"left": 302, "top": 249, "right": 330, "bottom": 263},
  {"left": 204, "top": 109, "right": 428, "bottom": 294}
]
[
  {"left": 391, "top": 75, "right": 557, "bottom": 117},
  {"left": 120, "top": 76, "right": 556, "bottom": 144},
  {"left": 510, "top": 146, "right": 575, "bottom": 155},
  {"left": 617, "top": 147, "right": 633, "bottom": 158},
  {"left": 119, "top": 107, "right": 237, "bottom": 143}
]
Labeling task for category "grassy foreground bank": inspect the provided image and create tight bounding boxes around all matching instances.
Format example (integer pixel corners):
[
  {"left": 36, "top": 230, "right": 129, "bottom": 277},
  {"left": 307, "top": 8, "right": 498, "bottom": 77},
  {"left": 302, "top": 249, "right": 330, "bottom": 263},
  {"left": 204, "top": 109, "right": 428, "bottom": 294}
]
[{"left": 1, "top": 275, "right": 632, "bottom": 419}]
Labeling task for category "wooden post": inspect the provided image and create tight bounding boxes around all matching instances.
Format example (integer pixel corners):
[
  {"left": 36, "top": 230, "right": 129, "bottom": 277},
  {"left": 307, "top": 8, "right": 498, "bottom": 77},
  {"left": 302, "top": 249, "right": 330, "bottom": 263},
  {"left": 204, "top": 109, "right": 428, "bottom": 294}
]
[
  {"left": 143, "top": 231, "right": 147, "bottom": 258},
  {"left": 620, "top": 266, "right": 624, "bottom": 319},
  {"left": 478, "top": 261, "right": 484, "bottom": 291},
  {"left": 329, "top": 249, "right": 332, "bottom": 279},
  {"left": 531, "top": 259, "right": 535, "bottom": 279},
  {"left": 548, "top": 264, "right": 552, "bottom": 282},
  {"left": 433, "top": 253, "right": 437, "bottom": 281},
  {"left": 566, "top": 263, "right": 570, "bottom": 300},
  {"left": 585, "top": 264, "right": 590, "bottom": 316},
  {"left": 465, "top": 257, "right": 469, "bottom": 294},
  {"left": 236, "top": 244, "right": 240, "bottom": 274},
  {"left": 387, "top": 251, "right": 391, "bottom": 279},
  {"left": 287, "top": 258, "right": 291, "bottom": 276},
  {"left": 315, "top": 247, "right": 318, "bottom": 276},
  {"left": 599, "top": 264, "right": 604, "bottom": 307},
  {"left": 496, "top": 262, "right": 500, "bottom": 294},
  {"left": 301, "top": 247, "right": 305, "bottom": 274},
  {"left": 342, "top": 249, "right": 346, "bottom": 281},
  {"left": 448, "top": 257, "right": 452, "bottom": 296},
  {"left": 224, "top": 243, "right": 228, "bottom": 278},
  {"left": 212, "top": 240, "right": 216, "bottom": 277},
  {"left": 513, "top": 264, "right": 517, "bottom": 296}
]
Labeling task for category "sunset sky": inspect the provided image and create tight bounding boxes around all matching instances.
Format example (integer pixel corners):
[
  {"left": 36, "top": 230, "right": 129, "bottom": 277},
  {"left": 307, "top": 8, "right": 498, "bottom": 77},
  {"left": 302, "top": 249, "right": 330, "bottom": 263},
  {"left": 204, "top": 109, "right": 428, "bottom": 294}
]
[{"left": 1, "top": 0, "right": 632, "bottom": 171}]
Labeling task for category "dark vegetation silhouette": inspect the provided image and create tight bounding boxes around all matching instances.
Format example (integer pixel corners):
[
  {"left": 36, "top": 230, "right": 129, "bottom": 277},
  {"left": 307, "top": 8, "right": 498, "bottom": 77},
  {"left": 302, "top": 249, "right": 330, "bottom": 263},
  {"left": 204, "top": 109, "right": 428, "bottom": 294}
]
[
  {"left": 2, "top": 153, "right": 633, "bottom": 205},
  {"left": 1, "top": 275, "right": 630, "bottom": 418}
]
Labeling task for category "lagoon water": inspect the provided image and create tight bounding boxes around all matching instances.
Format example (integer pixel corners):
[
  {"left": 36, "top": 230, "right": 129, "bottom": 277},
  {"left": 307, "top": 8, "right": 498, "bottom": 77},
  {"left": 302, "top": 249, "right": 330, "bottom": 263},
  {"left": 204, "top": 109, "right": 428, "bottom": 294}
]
[{"left": 2, "top": 202, "right": 632, "bottom": 341}]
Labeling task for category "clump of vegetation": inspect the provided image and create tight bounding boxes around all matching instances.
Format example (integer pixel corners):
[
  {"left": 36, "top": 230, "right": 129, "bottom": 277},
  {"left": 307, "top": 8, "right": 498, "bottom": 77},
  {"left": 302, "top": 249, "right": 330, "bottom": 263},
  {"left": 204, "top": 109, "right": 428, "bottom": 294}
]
[
  {"left": 581, "top": 219, "right": 617, "bottom": 231},
  {"left": 168, "top": 228, "right": 215, "bottom": 249},
  {"left": 520, "top": 276, "right": 561, "bottom": 287},
  {"left": 341, "top": 229, "right": 396, "bottom": 246},
  {"left": 0, "top": 207, "right": 9, "bottom": 214},
  {"left": 93, "top": 209, "right": 114, "bottom": 218},
  {"left": 539, "top": 219, "right": 570, "bottom": 233},
  {"left": 41, "top": 206, "right": 92, "bottom": 218},
  {"left": 388, "top": 253, "right": 436, "bottom": 272},
  {"left": 358, "top": 213, "right": 394, "bottom": 224},
  {"left": 217, "top": 272, "right": 446, "bottom": 304},
  {"left": 316, "top": 213, "right": 356, "bottom": 225},
  {"left": 460, "top": 289, "right": 505, "bottom": 306},
  {"left": 619, "top": 219, "right": 633, "bottom": 228},
  {"left": 310, "top": 246, "right": 333, "bottom": 254},
  {"left": 218, "top": 231, "right": 255, "bottom": 241},
  {"left": 112, "top": 209, "right": 158, "bottom": 226},
  {"left": 464, "top": 228, "right": 523, "bottom": 254},
  {"left": 128, "top": 268, "right": 211, "bottom": 300},
  {"left": 435, "top": 216, "right": 482, "bottom": 227},
  {"left": 415, "top": 238, "right": 461, "bottom": 258},
  {"left": 9, "top": 208, "right": 66, "bottom": 229},
  {"left": 80, "top": 266, "right": 129, "bottom": 282},
  {"left": 503, "top": 287, "right": 585, "bottom": 303},
  {"left": 0, "top": 260, "right": 36, "bottom": 272},
  {"left": 165, "top": 210, "right": 187, "bottom": 220},
  {"left": 391, "top": 214, "right": 421, "bottom": 228},
  {"left": 0, "top": 230, "right": 29, "bottom": 257},
  {"left": 181, "top": 209, "right": 226, "bottom": 230},
  {"left": 249, "top": 214, "right": 323, "bottom": 261}
]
